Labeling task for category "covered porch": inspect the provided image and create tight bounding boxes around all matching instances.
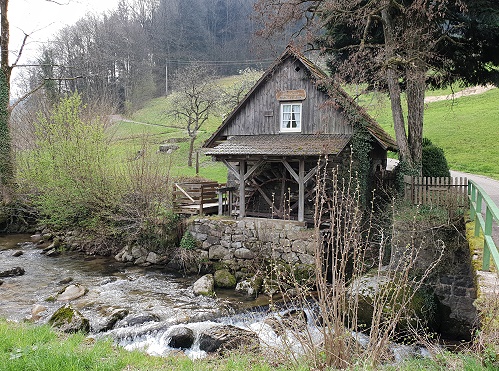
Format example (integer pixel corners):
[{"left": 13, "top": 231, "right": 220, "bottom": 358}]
[{"left": 205, "top": 134, "right": 351, "bottom": 223}]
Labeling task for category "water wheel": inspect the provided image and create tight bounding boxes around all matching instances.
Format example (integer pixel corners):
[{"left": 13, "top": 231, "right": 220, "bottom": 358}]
[{"left": 245, "top": 163, "right": 299, "bottom": 219}]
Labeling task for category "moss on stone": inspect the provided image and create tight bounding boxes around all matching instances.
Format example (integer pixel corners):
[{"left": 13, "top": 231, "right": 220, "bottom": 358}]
[{"left": 214, "top": 269, "right": 236, "bottom": 289}]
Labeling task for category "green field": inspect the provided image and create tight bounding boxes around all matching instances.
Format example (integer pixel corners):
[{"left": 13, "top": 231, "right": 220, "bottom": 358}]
[
  {"left": 369, "top": 87, "right": 499, "bottom": 179},
  {"left": 110, "top": 80, "right": 498, "bottom": 182}
]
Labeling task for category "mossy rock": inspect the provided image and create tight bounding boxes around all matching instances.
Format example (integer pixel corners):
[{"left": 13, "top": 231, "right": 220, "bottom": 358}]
[
  {"left": 48, "top": 304, "right": 90, "bottom": 334},
  {"left": 349, "top": 271, "right": 437, "bottom": 335},
  {"left": 214, "top": 269, "right": 236, "bottom": 289},
  {"left": 193, "top": 274, "right": 215, "bottom": 296}
]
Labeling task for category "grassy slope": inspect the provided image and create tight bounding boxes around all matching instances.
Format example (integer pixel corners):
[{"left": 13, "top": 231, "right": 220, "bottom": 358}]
[
  {"left": 0, "top": 319, "right": 492, "bottom": 371},
  {"left": 112, "top": 80, "right": 498, "bottom": 182},
  {"left": 367, "top": 88, "right": 499, "bottom": 180}
]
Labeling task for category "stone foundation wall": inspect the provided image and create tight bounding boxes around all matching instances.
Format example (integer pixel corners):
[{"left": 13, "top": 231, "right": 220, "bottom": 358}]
[
  {"left": 188, "top": 217, "right": 316, "bottom": 273},
  {"left": 391, "top": 216, "right": 477, "bottom": 340}
]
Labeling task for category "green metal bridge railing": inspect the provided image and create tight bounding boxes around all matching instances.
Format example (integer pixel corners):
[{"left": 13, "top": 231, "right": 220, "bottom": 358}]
[{"left": 468, "top": 180, "right": 499, "bottom": 271}]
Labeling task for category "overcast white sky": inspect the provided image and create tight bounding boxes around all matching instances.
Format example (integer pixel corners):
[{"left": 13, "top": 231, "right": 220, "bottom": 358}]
[{"left": 9, "top": 0, "right": 119, "bottom": 90}]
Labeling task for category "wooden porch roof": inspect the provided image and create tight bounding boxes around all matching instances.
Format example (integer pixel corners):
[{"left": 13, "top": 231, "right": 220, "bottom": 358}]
[{"left": 205, "top": 134, "right": 351, "bottom": 157}]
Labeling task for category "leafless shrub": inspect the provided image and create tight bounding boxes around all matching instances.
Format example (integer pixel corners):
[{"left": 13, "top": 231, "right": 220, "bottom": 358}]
[{"left": 261, "top": 156, "right": 444, "bottom": 369}]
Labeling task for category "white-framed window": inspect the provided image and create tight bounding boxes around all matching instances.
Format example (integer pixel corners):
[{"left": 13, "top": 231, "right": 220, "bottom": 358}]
[{"left": 280, "top": 103, "right": 302, "bottom": 132}]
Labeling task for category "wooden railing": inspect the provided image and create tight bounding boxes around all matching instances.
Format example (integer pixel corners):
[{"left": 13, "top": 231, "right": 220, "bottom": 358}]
[
  {"left": 173, "top": 182, "right": 236, "bottom": 216},
  {"left": 403, "top": 175, "right": 468, "bottom": 206},
  {"left": 468, "top": 180, "right": 499, "bottom": 271},
  {"left": 173, "top": 182, "right": 220, "bottom": 215}
]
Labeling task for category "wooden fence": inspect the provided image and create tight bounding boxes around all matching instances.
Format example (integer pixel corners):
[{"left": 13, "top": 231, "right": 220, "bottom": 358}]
[{"left": 403, "top": 175, "right": 468, "bottom": 206}]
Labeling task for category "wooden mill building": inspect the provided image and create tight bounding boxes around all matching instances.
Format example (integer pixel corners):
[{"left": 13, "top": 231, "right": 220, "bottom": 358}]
[{"left": 203, "top": 46, "right": 397, "bottom": 222}]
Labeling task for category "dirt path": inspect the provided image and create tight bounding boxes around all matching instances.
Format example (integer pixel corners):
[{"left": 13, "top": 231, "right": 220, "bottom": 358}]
[{"left": 424, "top": 85, "right": 495, "bottom": 103}]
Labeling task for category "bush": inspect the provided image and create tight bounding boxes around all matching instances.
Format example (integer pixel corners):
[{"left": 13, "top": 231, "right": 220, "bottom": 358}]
[
  {"left": 422, "top": 139, "right": 450, "bottom": 178},
  {"left": 179, "top": 230, "right": 197, "bottom": 250},
  {"left": 18, "top": 93, "right": 117, "bottom": 229}
]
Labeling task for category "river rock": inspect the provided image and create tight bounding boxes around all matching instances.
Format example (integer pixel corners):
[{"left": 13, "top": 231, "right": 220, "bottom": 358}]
[
  {"left": 214, "top": 269, "right": 236, "bottom": 289},
  {"left": 59, "top": 277, "right": 74, "bottom": 285},
  {"left": 45, "top": 248, "right": 60, "bottom": 257},
  {"left": 97, "top": 308, "right": 129, "bottom": 332},
  {"left": 31, "top": 234, "right": 43, "bottom": 243},
  {"left": 168, "top": 326, "right": 195, "bottom": 349},
  {"left": 348, "top": 271, "right": 438, "bottom": 333},
  {"left": 264, "top": 309, "right": 308, "bottom": 336},
  {"left": 0, "top": 266, "right": 25, "bottom": 277},
  {"left": 12, "top": 250, "right": 23, "bottom": 257},
  {"left": 31, "top": 304, "right": 48, "bottom": 321},
  {"left": 193, "top": 274, "right": 214, "bottom": 296},
  {"left": 235, "top": 275, "right": 263, "bottom": 298},
  {"left": 122, "top": 314, "right": 161, "bottom": 327},
  {"left": 199, "top": 325, "right": 259, "bottom": 353},
  {"left": 146, "top": 252, "right": 160, "bottom": 264},
  {"left": 48, "top": 304, "right": 90, "bottom": 334},
  {"left": 57, "top": 284, "right": 87, "bottom": 301}
]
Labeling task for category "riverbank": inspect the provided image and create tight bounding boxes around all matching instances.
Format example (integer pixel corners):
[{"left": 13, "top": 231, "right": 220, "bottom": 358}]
[{"left": 1, "top": 318, "right": 494, "bottom": 371}]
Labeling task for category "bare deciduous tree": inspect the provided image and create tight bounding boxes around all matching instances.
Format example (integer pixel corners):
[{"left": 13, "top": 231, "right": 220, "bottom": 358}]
[{"left": 169, "top": 64, "right": 220, "bottom": 167}]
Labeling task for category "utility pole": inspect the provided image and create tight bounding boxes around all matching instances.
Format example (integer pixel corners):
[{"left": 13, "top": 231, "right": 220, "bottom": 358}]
[{"left": 165, "top": 61, "right": 168, "bottom": 96}]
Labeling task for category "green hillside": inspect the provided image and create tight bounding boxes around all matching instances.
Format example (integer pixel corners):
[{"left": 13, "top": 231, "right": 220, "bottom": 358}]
[
  {"left": 110, "top": 81, "right": 499, "bottom": 182},
  {"left": 369, "top": 87, "right": 499, "bottom": 179}
]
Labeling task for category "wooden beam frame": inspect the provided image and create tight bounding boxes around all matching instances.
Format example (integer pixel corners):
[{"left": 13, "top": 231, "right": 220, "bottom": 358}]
[{"left": 282, "top": 159, "right": 318, "bottom": 222}]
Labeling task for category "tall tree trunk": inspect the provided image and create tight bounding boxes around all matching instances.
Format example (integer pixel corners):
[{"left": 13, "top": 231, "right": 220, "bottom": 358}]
[
  {"left": 0, "top": 0, "right": 14, "bottom": 201},
  {"left": 381, "top": 7, "right": 412, "bottom": 168},
  {"left": 187, "top": 135, "right": 196, "bottom": 167},
  {"left": 406, "top": 66, "right": 426, "bottom": 176},
  {"left": 385, "top": 68, "right": 411, "bottom": 166}
]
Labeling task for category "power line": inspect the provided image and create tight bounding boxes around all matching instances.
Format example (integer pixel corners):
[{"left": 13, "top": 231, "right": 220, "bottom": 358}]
[{"left": 164, "top": 59, "right": 274, "bottom": 66}]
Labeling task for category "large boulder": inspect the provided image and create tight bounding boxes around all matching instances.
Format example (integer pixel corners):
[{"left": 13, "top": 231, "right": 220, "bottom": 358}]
[
  {"left": 193, "top": 274, "right": 214, "bottom": 296},
  {"left": 0, "top": 267, "right": 25, "bottom": 277},
  {"left": 48, "top": 304, "right": 90, "bottom": 334},
  {"left": 214, "top": 269, "right": 236, "bottom": 289},
  {"left": 56, "top": 284, "right": 87, "bottom": 301},
  {"left": 199, "top": 325, "right": 259, "bottom": 353},
  {"left": 348, "top": 271, "right": 437, "bottom": 334},
  {"left": 168, "top": 326, "right": 195, "bottom": 349}
]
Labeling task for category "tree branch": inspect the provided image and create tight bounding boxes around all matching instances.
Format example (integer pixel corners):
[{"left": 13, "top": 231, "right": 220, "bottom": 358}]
[
  {"left": 11, "top": 32, "right": 28, "bottom": 68},
  {"left": 10, "top": 76, "right": 83, "bottom": 111}
]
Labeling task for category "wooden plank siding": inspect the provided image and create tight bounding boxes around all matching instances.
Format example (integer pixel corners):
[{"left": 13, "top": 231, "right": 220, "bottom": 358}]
[
  {"left": 403, "top": 175, "right": 468, "bottom": 207},
  {"left": 221, "top": 58, "right": 353, "bottom": 137}
]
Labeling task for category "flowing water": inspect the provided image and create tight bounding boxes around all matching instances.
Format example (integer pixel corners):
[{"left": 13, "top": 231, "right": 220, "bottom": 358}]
[
  {"left": 0, "top": 234, "right": 273, "bottom": 358},
  {"left": 0, "top": 234, "right": 428, "bottom": 361}
]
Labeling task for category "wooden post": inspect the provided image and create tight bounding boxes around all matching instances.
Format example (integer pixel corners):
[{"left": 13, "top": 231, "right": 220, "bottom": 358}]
[
  {"left": 195, "top": 151, "right": 199, "bottom": 175},
  {"left": 218, "top": 189, "right": 223, "bottom": 216},
  {"left": 298, "top": 159, "right": 305, "bottom": 222},
  {"left": 239, "top": 160, "right": 246, "bottom": 217}
]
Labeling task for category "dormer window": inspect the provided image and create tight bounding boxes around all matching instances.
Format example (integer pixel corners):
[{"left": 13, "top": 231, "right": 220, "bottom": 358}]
[{"left": 280, "top": 103, "right": 301, "bottom": 132}]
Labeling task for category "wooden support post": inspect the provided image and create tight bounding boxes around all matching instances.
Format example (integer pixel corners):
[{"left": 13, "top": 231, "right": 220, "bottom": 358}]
[
  {"left": 298, "top": 159, "right": 305, "bottom": 222},
  {"left": 218, "top": 190, "right": 223, "bottom": 216},
  {"left": 239, "top": 160, "right": 246, "bottom": 218}
]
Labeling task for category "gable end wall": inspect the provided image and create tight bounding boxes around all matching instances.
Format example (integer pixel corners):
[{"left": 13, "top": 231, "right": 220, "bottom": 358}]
[{"left": 221, "top": 58, "right": 354, "bottom": 136}]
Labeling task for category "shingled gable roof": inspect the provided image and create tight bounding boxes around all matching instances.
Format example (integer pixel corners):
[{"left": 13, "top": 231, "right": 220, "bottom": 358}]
[{"left": 203, "top": 46, "right": 398, "bottom": 152}]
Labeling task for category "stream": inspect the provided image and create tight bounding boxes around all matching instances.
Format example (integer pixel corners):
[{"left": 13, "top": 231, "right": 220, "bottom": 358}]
[
  {"left": 0, "top": 234, "right": 430, "bottom": 361},
  {"left": 0, "top": 234, "right": 275, "bottom": 358}
]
